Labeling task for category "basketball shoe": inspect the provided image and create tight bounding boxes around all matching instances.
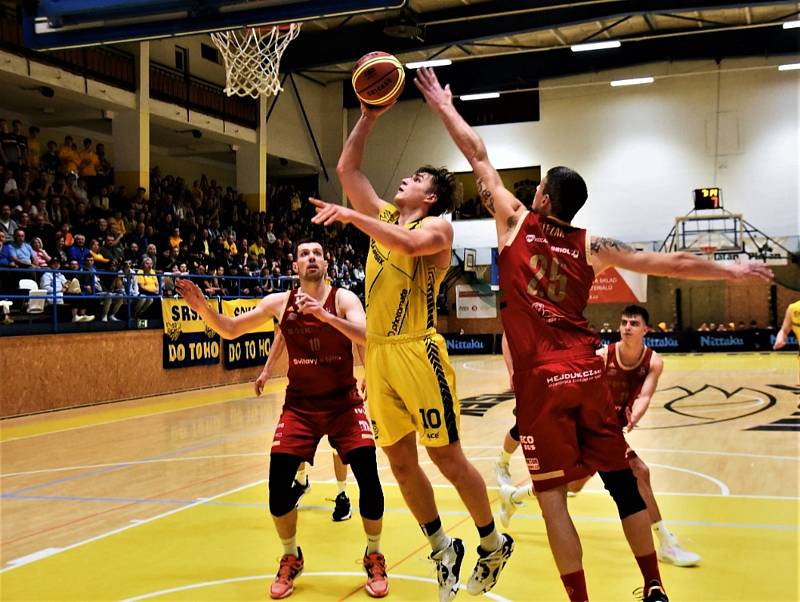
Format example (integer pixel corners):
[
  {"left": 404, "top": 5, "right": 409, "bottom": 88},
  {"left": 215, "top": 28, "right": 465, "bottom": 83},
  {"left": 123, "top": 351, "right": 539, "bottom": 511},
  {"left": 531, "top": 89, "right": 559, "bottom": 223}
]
[
  {"left": 429, "top": 537, "right": 465, "bottom": 602},
  {"left": 332, "top": 491, "right": 352, "bottom": 521},
  {"left": 494, "top": 461, "right": 512, "bottom": 487},
  {"left": 639, "top": 579, "right": 669, "bottom": 602},
  {"left": 465, "top": 533, "right": 514, "bottom": 595},
  {"left": 269, "top": 548, "right": 304, "bottom": 599},
  {"left": 498, "top": 484, "right": 524, "bottom": 528},
  {"left": 290, "top": 476, "right": 310, "bottom": 508},
  {"left": 363, "top": 550, "right": 389, "bottom": 598},
  {"left": 658, "top": 540, "right": 701, "bottom": 567}
]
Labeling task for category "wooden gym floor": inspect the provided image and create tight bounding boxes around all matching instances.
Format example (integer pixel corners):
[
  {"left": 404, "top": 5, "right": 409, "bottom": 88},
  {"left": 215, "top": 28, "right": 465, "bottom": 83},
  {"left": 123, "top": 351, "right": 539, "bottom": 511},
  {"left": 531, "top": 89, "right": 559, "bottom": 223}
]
[{"left": 1, "top": 352, "right": 798, "bottom": 601}]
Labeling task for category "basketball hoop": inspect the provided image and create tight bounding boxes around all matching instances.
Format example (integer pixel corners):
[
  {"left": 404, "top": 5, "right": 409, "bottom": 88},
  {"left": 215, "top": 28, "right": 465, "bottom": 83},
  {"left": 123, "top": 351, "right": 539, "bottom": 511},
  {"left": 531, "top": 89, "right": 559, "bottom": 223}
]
[
  {"left": 210, "top": 23, "right": 301, "bottom": 99},
  {"left": 699, "top": 245, "right": 718, "bottom": 257}
]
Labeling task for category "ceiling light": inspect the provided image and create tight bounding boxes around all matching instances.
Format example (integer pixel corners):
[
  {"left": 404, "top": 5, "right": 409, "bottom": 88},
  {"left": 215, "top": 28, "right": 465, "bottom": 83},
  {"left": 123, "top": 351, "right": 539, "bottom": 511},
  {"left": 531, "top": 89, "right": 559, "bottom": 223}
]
[
  {"left": 405, "top": 59, "right": 453, "bottom": 69},
  {"left": 778, "top": 63, "right": 800, "bottom": 71},
  {"left": 459, "top": 92, "right": 500, "bottom": 101},
  {"left": 782, "top": 20, "right": 800, "bottom": 29},
  {"left": 571, "top": 40, "right": 621, "bottom": 52},
  {"left": 610, "top": 76, "right": 654, "bottom": 87}
]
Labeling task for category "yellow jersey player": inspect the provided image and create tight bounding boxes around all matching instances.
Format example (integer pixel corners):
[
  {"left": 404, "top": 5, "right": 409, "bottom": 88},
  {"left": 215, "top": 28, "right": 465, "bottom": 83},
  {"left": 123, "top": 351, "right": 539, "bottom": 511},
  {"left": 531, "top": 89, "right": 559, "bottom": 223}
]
[
  {"left": 309, "top": 100, "right": 514, "bottom": 602},
  {"left": 774, "top": 299, "right": 800, "bottom": 384}
]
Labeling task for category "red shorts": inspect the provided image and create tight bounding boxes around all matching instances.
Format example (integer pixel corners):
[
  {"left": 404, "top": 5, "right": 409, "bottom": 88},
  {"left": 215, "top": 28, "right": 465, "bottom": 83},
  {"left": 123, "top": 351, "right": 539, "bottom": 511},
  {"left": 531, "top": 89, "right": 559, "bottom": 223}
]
[
  {"left": 513, "top": 354, "right": 630, "bottom": 492},
  {"left": 271, "top": 401, "right": 375, "bottom": 464}
]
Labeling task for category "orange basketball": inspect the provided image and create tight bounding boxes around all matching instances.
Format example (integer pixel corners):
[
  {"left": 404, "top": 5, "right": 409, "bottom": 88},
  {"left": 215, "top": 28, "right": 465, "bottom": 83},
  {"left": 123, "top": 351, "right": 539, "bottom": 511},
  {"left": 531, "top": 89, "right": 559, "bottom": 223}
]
[{"left": 351, "top": 51, "right": 405, "bottom": 106}]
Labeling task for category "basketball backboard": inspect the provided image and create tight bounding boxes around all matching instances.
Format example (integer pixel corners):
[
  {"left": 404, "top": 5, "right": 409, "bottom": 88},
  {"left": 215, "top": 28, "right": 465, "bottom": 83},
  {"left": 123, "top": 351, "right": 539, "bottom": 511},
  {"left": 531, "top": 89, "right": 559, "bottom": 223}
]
[{"left": 23, "top": 0, "right": 406, "bottom": 50}]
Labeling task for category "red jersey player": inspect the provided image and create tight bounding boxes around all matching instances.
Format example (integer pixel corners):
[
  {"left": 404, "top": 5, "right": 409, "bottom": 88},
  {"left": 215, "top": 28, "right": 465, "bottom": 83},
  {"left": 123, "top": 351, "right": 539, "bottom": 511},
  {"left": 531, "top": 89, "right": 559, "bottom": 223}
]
[
  {"left": 415, "top": 66, "right": 772, "bottom": 602},
  {"left": 176, "top": 240, "right": 388, "bottom": 600}
]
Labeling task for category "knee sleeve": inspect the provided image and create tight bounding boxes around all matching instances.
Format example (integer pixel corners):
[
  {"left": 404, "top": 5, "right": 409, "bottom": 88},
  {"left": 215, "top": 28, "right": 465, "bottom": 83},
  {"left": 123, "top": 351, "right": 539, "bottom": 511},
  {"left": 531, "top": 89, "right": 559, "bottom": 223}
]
[
  {"left": 509, "top": 423, "right": 520, "bottom": 442},
  {"left": 347, "top": 447, "right": 384, "bottom": 521},
  {"left": 599, "top": 468, "right": 646, "bottom": 519},
  {"left": 269, "top": 453, "right": 303, "bottom": 517}
]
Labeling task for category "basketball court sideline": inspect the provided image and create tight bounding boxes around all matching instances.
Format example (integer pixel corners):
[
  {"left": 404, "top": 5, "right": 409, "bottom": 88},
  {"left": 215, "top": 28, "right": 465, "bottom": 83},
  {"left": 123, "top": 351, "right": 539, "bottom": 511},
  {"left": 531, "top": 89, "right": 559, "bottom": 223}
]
[{"left": 1, "top": 353, "right": 797, "bottom": 601}]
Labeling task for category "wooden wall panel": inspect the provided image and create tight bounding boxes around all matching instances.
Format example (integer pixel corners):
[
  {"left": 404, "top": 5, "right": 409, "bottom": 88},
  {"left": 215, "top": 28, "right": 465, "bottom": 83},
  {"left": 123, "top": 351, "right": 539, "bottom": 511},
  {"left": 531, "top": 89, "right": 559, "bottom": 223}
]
[{"left": 1, "top": 331, "right": 261, "bottom": 417}]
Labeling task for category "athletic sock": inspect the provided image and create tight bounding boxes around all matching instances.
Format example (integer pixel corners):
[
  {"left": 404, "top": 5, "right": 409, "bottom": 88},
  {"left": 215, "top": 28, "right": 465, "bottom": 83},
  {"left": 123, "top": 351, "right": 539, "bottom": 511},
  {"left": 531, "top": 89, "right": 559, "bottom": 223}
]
[
  {"left": 477, "top": 519, "right": 503, "bottom": 552},
  {"left": 560, "top": 570, "right": 588, "bottom": 602},
  {"left": 281, "top": 535, "right": 299, "bottom": 557},
  {"left": 295, "top": 466, "right": 306, "bottom": 484},
  {"left": 652, "top": 520, "right": 673, "bottom": 546},
  {"left": 337, "top": 480, "right": 347, "bottom": 495},
  {"left": 366, "top": 532, "right": 381, "bottom": 554},
  {"left": 511, "top": 484, "right": 535, "bottom": 504},
  {"left": 499, "top": 449, "right": 512, "bottom": 465},
  {"left": 635, "top": 552, "right": 663, "bottom": 590},
  {"left": 421, "top": 516, "right": 450, "bottom": 553}
]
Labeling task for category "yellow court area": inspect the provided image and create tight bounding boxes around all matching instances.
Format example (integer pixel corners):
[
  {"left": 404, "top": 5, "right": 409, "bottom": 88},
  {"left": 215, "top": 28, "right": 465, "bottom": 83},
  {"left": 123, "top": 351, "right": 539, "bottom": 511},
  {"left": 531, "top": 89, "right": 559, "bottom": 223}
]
[{"left": 1, "top": 353, "right": 798, "bottom": 601}]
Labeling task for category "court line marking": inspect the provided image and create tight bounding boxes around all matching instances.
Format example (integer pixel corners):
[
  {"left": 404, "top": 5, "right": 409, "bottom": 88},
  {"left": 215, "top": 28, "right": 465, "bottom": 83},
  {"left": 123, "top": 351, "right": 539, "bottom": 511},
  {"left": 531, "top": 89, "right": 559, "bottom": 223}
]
[
  {"left": 120, "top": 572, "right": 512, "bottom": 602},
  {"left": 0, "top": 479, "right": 266, "bottom": 574},
  {"left": 458, "top": 445, "right": 799, "bottom": 461}
]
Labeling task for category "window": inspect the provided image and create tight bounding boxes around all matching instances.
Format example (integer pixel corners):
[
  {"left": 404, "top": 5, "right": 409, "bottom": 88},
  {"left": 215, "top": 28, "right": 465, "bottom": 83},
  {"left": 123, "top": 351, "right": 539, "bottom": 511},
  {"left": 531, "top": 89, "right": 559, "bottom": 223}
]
[
  {"left": 200, "top": 43, "right": 220, "bottom": 64},
  {"left": 175, "top": 46, "right": 188, "bottom": 73}
]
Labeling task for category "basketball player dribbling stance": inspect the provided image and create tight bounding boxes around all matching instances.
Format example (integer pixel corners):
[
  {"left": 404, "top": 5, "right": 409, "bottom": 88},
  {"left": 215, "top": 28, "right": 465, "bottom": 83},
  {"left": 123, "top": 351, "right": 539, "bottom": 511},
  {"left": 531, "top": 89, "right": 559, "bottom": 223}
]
[
  {"left": 176, "top": 240, "right": 388, "bottom": 599},
  {"left": 414, "top": 66, "right": 772, "bottom": 602},
  {"left": 773, "top": 299, "right": 800, "bottom": 385},
  {"left": 309, "top": 99, "right": 514, "bottom": 602},
  {"left": 498, "top": 306, "right": 702, "bottom": 567}
]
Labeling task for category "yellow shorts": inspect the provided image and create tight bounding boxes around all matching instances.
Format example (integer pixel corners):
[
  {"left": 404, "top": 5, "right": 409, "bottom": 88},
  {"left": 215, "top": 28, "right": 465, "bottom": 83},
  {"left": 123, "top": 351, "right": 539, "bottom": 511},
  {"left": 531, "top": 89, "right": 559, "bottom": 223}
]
[{"left": 365, "top": 329, "right": 460, "bottom": 448}]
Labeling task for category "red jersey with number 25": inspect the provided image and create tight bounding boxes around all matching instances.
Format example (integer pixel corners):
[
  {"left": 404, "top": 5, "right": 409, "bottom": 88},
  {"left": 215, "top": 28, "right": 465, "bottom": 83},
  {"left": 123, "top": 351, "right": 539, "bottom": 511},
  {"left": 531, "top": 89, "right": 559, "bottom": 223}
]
[
  {"left": 279, "top": 287, "right": 358, "bottom": 410},
  {"left": 605, "top": 342, "right": 653, "bottom": 426},
  {"left": 499, "top": 211, "right": 599, "bottom": 362}
]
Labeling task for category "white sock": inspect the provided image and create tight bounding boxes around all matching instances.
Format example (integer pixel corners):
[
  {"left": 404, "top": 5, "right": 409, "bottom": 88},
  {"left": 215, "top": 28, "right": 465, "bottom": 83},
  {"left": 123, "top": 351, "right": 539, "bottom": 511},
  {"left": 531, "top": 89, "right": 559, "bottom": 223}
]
[
  {"left": 281, "top": 535, "right": 299, "bottom": 557},
  {"left": 425, "top": 526, "right": 451, "bottom": 553},
  {"left": 652, "top": 520, "right": 673, "bottom": 545},
  {"left": 498, "top": 450, "right": 512, "bottom": 466},
  {"left": 366, "top": 532, "right": 381, "bottom": 554},
  {"left": 295, "top": 466, "right": 306, "bottom": 483},
  {"left": 337, "top": 480, "right": 347, "bottom": 495},
  {"left": 511, "top": 484, "right": 534, "bottom": 504},
  {"left": 479, "top": 526, "right": 503, "bottom": 552}
]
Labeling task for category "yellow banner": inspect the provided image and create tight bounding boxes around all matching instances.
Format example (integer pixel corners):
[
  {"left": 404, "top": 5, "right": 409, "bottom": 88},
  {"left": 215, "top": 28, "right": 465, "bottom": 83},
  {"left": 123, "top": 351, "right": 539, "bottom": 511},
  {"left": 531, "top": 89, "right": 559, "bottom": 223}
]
[
  {"left": 220, "top": 298, "right": 275, "bottom": 369},
  {"left": 220, "top": 298, "right": 275, "bottom": 332},
  {"left": 161, "top": 298, "right": 221, "bottom": 369}
]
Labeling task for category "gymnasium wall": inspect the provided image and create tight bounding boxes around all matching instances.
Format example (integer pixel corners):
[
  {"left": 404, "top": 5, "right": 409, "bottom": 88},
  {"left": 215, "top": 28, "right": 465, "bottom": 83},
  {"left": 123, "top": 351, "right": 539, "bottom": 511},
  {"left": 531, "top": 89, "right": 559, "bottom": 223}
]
[
  {"left": 1, "top": 331, "right": 262, "bottom": 417},
  {"left": 150, "top": 152, "right": 236, "bottom": 186},
  {"left": 348, "top": 57, "right": 799, "bottom": 242}
]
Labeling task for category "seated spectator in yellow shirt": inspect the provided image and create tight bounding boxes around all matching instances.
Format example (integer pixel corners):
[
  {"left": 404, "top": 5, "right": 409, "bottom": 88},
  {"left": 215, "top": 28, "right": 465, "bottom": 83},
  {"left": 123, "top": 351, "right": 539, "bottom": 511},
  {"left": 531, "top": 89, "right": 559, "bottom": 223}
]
[
  {"left": 137, "top": 257, "right": 160, "bottom": 296},
  {"left": 89, "top": 238, "right": 110, "bottom": 267},
  {"left": 108, "top": 210, "right": 126, "bottom": 237},
  {"left": 222, "top": 233, "right": 238, "bottom": 256},
  {"left": 248, "top": 237, "right": 266, "bottom": 257},
  {"left": 78, "top": 138, "right": 100, "bottom": 177},
  {"left": 58, "top": 135, "right": 79, "bottom": 174},
  {"left": 168, "top": 228, "right": 182, "bottom": 250}
]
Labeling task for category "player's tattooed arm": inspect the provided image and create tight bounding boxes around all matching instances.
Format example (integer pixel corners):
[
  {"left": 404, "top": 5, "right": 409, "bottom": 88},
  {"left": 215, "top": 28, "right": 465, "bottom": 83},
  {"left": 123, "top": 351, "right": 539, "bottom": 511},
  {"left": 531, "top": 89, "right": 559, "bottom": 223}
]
[
  {"left": 590, "top": 236, "right": 637, "bottom": 255},
  {"left": 477, "top": 177, "right": 496, "bottom": 216}
]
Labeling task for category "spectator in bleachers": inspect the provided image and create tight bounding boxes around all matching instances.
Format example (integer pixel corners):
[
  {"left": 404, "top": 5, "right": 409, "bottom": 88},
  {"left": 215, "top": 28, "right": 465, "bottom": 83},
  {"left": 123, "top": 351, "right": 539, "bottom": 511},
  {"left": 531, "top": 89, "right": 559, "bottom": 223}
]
[
  {"left": 54, "top": 235, "right": 69, "bottom": 265},
  {"left": 8, "top": 228, "right": 33, "bottom": 269},
  {"left": 137, "top": 256, "right": 160, "bottom": 299},
  {"left": 0, "top": 119, "right": 22, "bottom": 170},
  {"left": 27, "top": 126, "right": 41, "bottom": 170},
  {"left": 89, "top": 238, "right": 110, "bottom": 268},
  {"left": 58, "top": 222, "right": 73, "bottom": 247},
  {"left": 141, "top": 243, "right": 158, "bottom": 269},
  {"left": 3, "top": 168, "right": 18, "bottom": 199},
  {"left": 78, "top": 137, "right": 99, "bottom": 191},
  {"left": 30, "top": 237, "right": 50, "bottom": 267},
  {"left": 98, "top": 258, "right": 124, "bottom": 322},
  {"left": 68, "top": 234, "right": 90, "bottom": 265},
  {"left": 28, "top": 213, "right": 56, "bottom": 253},
  {"left": 66, "top": 258, "right": 94, "bottom": 323},
  {"left": 40, "top": 255, "right": 68, "bottom": 305},
  {"left": 58, "top": 135, "right": 79, "bottom": 175},
  {"left": 0, "top": 204, "right": 17, "bottom": 236},
  {"left": 41, "top": 141, "right": 59, "bottom": 174}
]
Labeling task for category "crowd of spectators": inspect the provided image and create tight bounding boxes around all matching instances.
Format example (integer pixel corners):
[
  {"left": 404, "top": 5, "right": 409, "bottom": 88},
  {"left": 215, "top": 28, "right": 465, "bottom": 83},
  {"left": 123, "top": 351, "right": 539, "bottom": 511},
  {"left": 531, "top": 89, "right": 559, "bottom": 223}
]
[{"left": 0, "top": 119, "right": 368, "bottom": 325}]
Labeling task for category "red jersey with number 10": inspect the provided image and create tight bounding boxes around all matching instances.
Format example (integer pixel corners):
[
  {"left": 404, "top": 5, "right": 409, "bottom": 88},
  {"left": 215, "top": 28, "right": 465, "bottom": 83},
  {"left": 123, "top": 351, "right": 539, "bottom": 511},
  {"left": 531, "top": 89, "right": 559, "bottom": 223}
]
[
  {"left": 498, "top": 211, "right": 599, "bottom": 363},
  {"left": 279, "top": 287, "right": 358, "bottom": 410}
]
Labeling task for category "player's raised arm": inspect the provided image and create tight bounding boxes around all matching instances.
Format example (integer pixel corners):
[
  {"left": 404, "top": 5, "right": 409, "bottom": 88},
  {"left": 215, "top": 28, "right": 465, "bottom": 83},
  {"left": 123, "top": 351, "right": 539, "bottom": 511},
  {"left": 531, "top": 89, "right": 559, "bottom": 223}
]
[
  {"left": 175, "top": 279, "right": 285, "bottom": 339},
  {"left": 309, "top": 197, "right": 452, "bottom": 258},
  {"left": 414, "top": 67, "right": 524, "bottom": 241},
  {"left": 589, "top": 236, "right": 774, "bottom": 282},
  {"left": 336, "top": 103, "right": 395, "bottom": 217}
]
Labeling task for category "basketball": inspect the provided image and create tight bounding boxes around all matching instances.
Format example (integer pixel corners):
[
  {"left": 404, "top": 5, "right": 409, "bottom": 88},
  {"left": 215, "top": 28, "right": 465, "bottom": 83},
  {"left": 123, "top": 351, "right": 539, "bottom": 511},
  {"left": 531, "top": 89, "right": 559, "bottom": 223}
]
[{"left": 351, "top": 51, "right": 405, "bottom": 106}]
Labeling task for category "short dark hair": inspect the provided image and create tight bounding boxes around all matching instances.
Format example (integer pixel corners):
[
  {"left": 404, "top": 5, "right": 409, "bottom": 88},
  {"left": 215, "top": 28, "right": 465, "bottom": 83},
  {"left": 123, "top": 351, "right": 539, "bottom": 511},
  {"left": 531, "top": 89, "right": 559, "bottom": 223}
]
[
  {"left": 295, "top": 237, "right": 324, "bottom": 254},
  {"left": 417, "top": 166, "right": 461, "bottom": 217},
  {"left": 543, "top": 166, "right": 587, "bottom": 223},
  {"left": 621, "top": 304, "right": 649, "bottom": 325}
]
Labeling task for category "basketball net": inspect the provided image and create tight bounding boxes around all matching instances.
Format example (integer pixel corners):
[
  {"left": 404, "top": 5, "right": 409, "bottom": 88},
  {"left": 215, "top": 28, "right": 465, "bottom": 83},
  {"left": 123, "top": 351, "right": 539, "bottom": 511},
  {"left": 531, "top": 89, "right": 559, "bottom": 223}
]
[{"left": 210, "top": 23, "right": 301, "bottom": 98}]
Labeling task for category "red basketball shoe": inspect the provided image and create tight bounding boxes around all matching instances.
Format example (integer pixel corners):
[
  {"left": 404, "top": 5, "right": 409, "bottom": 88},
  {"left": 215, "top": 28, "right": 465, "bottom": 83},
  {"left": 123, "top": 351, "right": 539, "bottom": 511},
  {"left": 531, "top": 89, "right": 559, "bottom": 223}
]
[
  {"left": 363, "top": 551, "right": 389, "bottom": 598},
  {"left": 269, "top": 548, "right": 304, "bottom": 599}
]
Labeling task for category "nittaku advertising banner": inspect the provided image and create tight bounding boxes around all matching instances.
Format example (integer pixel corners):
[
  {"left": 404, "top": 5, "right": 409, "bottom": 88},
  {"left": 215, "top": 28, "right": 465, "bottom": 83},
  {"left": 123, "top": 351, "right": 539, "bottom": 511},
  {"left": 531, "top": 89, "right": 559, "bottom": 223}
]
[
  {"left": 161, "top": 298, "right": 221, "bottom": 369},
  {"left": 443, "top": 333, "right": 495, "bottom": 355},
  {"left": 599, "top": 329, "right": 793, "bottom": 353},
  {"left": 589, "top": 267, "right": 647, "bottom": 304},
  {"left": 456, "top": 284, "right": 497, "bottom": 319},
  {"left": 221, "top": 299, "right": 275, "bottom": 369}
]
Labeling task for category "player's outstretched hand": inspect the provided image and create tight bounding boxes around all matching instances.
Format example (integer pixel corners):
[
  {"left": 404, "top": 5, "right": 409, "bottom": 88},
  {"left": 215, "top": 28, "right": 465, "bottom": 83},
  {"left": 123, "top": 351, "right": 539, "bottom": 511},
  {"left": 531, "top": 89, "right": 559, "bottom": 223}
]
[
  {"left": 254, "top": 368, "right": 269, "bottom": 397},
  {"left": 310, "top": 197, "right": 355, "bottom": 226},
  {"left": 295, "top": 291, "right": 329, "bottom": 322},
  {"left": 175, "top": 278, "right": 206, "bottom": 311},
  {"left": 360, "top": 100, "right": 395, "bottom": 120},
  {"left": 729, "top": 262, "right": 773, "bottom": 282},
  {"left": 773, "top": 330, "right": 787, "bottom": 350},
  {"left": 413, "top": 67, "right": 453, "bottom": 111}
]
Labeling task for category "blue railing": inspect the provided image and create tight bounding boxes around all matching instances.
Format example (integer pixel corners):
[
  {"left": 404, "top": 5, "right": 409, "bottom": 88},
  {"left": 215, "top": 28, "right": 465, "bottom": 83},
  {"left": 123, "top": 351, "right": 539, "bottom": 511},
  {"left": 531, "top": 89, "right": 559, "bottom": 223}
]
[{"left": 0, "top": 267, "right": 301, "bottom": 334}]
